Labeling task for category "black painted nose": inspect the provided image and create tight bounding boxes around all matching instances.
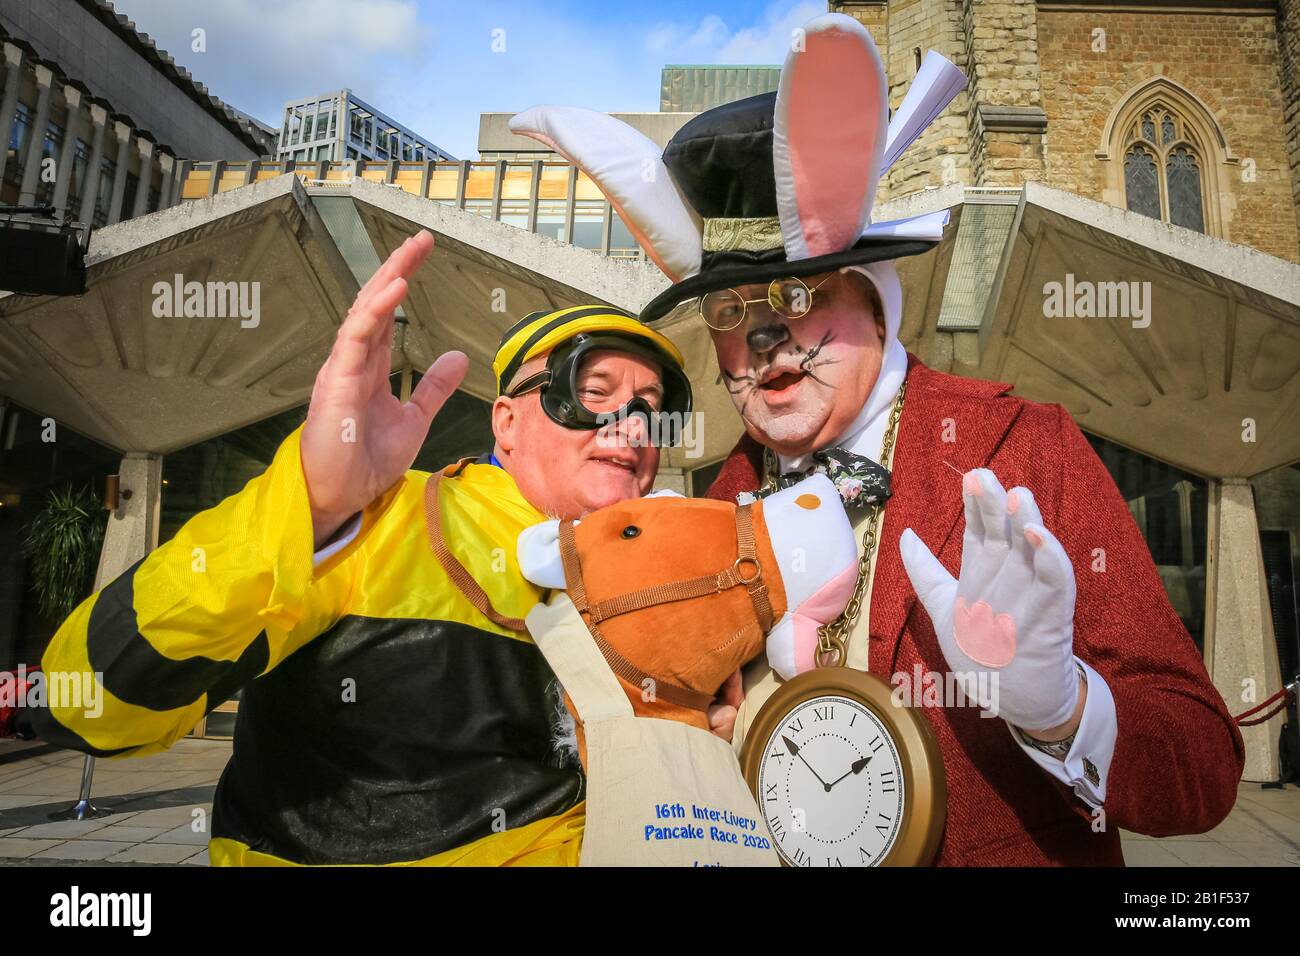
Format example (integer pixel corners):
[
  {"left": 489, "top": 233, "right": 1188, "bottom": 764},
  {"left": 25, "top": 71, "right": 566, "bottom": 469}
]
[{"left": 747, "top": 323, "right": 790, "bottom": 354}]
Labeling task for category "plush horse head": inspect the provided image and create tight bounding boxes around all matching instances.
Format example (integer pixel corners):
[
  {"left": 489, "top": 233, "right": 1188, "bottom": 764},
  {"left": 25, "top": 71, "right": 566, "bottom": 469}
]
[{"left": 517, "top": 475, "right": 858, "bottom": 767}]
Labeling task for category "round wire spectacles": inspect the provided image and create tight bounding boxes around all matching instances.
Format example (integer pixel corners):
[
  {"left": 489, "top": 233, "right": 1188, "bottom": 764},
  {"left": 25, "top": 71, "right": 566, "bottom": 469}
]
[{"left": 698, "top": 273, "right": 837, "bottom": 332}]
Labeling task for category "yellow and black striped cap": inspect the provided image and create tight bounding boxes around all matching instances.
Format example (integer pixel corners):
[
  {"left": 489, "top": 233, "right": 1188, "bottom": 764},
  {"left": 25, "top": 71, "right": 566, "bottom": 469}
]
[{"left": 493, "top": 305, "right": 685, "bottom": 396}]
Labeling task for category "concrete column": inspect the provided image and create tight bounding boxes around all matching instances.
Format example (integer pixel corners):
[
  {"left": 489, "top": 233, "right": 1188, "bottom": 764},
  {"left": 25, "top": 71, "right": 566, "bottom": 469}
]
[
  {"left": 130, "top": 137, "right": 154, "bottom": 219},
  {"left": 156, "top": 151, "right": 176, "bottom": 209},
  {"left": 96, "top": 454, "right": 162, "bottom": 587},
  {"left": 1206, "top": 478, "right": 1284, "bottom": 782},
  {"left": 76, "top": 102, "right": 108, "bottom": 225},
  {"left": 17, "top": 62, "right": 54, "bottom": 204},
  {"left": 105, "top": 119, "right": 132, "bottom": 225},
  {"left": 653, "top": 466, "right": 688, "bottom": 496},
  {"left": 0, "top": 42, "right": 26, "bottom": 187},
  {"left": 49, "top": 84, "right": 84, "bottom": 216}
]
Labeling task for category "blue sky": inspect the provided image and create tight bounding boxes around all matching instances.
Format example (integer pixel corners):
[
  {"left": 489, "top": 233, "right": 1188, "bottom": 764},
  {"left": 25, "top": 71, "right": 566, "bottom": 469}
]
[{"left": 111, "top": 0, "right": 827, "bottom": 158}]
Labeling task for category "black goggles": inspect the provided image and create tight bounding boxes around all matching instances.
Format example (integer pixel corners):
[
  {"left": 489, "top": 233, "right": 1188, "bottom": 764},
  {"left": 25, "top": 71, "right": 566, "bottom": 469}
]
[{"left": 505, "top": 333, "right": 693, "bottom": 447}]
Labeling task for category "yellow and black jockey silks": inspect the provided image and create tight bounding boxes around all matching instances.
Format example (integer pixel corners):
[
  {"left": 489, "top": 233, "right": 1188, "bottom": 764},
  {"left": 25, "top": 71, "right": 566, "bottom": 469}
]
[{"left": 34, "top": 425, "right": 586, "bottom": 866}]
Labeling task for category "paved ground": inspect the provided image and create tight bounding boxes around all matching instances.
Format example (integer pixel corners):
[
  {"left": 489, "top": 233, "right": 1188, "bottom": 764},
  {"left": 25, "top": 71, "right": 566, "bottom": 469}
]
[{"left": 1, "top": 737, "right": 1298, "bottom": 865}]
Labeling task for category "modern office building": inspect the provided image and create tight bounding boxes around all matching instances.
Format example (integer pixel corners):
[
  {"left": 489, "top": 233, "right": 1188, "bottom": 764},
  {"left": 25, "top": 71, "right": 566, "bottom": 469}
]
[
  {"left": 0, "top": 1, "right": 1298, "bottom": 783},
  {"left": 0, "top": 0, "right": 272, "bottom": 224},
  {"left": 276, "top": 89, "right": 455, "bottom": 164}
]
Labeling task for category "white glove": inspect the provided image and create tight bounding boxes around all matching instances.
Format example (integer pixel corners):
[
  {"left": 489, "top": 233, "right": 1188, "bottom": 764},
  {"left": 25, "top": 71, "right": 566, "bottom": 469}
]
[{"left": 898, "top": 468, "right": 1079, "bottom": 731}]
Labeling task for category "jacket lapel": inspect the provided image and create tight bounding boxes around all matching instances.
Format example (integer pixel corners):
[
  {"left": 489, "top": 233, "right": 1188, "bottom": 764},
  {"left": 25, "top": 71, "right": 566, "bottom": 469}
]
[{"left": 868, "top": 356, "right": 1022, "bottom": 677}]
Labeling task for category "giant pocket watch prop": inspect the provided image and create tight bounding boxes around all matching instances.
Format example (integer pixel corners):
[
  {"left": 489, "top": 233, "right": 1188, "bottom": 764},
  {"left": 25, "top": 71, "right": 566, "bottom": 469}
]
[{"left": 740, "top": 667, "right": 946, "bottom": 866}]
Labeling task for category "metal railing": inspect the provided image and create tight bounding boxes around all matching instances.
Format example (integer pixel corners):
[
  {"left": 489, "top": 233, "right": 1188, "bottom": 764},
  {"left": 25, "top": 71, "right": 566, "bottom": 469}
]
[{"left": 176, "top": 158, "right": 647, "bottom": 261}]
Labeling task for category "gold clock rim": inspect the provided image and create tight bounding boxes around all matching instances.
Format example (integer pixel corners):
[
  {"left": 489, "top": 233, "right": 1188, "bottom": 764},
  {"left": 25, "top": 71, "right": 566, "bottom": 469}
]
[{"left": 740, "top": 668, "right": 947, "bottom": 867}]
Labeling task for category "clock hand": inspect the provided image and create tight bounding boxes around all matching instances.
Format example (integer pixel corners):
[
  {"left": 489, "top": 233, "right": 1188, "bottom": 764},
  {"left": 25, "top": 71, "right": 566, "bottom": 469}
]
[
  {"left": 827, "top": 755, "right": 872, "bottom": 790},
  {"left": 783, "top": 735, "right": 832, "bottom": 791}
]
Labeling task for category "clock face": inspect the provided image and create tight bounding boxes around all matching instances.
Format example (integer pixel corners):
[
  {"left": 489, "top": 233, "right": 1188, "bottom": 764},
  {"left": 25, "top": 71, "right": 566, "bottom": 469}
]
[{"left": 756, "top": 694, "right": 906, "bottom": 867}]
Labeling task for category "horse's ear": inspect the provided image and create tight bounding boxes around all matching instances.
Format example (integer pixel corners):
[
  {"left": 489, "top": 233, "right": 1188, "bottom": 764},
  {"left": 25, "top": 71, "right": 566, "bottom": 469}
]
[
  {"left": 517, "top": 519, "right": 569, "bottom": 589},
  {"left": 773, "top": 13, "right": 888, "bottom": 260}
]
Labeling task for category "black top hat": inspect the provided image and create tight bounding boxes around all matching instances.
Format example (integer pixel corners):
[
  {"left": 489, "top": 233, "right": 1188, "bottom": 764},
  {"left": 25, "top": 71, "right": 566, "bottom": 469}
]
[
  {"left": 640, "top": 90, "right": 936, "bottom": 323},
  {"left": 508, "top": 12, "right": 967, "bottom": 324}
]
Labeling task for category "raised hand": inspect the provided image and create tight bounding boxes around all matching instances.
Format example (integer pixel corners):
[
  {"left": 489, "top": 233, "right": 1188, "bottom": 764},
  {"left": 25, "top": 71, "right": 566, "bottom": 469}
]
[
  {"left": 898, "top": 468, "right": 1080, "bottom": 733},
  {"left": 301, "top": 230, "right": 468, "bottom": 548}
]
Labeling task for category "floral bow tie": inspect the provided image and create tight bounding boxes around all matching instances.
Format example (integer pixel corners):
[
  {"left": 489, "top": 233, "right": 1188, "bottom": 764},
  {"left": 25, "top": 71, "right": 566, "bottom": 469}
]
[{"left": 740, "top": 446, "right": 893, "bottom": 512}]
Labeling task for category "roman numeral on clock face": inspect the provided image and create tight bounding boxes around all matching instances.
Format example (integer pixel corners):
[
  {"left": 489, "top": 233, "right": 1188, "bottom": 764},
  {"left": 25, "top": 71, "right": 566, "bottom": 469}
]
[
  {"left": 765, "top": 782, "right": 777, "bottom": 802},
  {"left": 880, "top": 770, "right": 896, "bottom": 793},
  {"left": 791, "top": 847, "right": 811, "bottom": 866},
  {"left": 868, "top": 734, "right": 884, "bottom": 753},
  {"left": 813, "top": 705, "right": 834, "bottom": 722},
  {"left": 786, "top": 718, "right": 803, "bottom": 735},
  {"left": 875, "top": 812, "right": 893, "bottom": 839}
]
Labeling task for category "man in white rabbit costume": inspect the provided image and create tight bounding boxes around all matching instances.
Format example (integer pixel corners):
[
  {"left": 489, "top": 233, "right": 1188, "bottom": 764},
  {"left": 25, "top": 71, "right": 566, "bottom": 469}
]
[{"left": 510, "top": 12, "right": 1243, "bottom": 865}]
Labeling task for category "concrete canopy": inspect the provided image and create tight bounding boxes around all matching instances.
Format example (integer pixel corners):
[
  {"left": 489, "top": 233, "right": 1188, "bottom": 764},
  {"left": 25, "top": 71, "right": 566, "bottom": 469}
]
[
  {"left": 943, "top": 183, "right": 1300, "bottom": 481},
  {"left": 3, "top": 173, "right": 1295, "bottom": 481},
  {"left": 0, "top": 175, "right": 680, "bottom": 456}
]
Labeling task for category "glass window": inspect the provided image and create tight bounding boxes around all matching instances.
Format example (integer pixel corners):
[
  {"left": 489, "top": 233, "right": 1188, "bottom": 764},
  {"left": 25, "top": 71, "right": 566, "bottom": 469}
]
[
  {"left": 1086, "top": 433, "right": 1208, "bottom": 651},
  {"left": 35, "top": 121, "right": 63, "bottom": 204},
  {"left": 609, "top": 214, "right": 639, "bottom": 259},
  {"left": 575, "top": 170, "right": 603, "bottom": 201},
  {"left": 67, "top": 137, "right": 91, "bottom": 214},
  {"left": 535, "top": 199, "right": 566, "bottom": 241},
  {"left": 120, "top": 171, "right": 139, "bottom": 221},
  {"left": 427, "top": 164, "right": 459, "bottom": 202},
  {"left": 463, "top": 198, "right": 493, "bottom": 218},
  {"left": 94, "top": 157, "right": 116, "bottom": 225},
  {"left": 1167, "top": 146, "right": 1205, "bottom": 233},
  {"left": 1124, "top": 145, "right": 1160, "bottom": 220},
  {"left": 499, "top": 198, "right": 529, "bottom": 229},
  {"left": 4, "top": 102, "right": 33, "bottom": 190},
  {"left": 394, "top": 163, "right": 424, "bottom": 195},
  {"left": 572, "top": 199, "right": 606, "bottom": 250},
  {"left": 464, "top": 163, "right": 497, "bottom": 200},
  {"left": 1252, "top": 465, "right": 1300, "bottom": 688},
  {"left": 538, "top": 163, "right": 569, "bottom": 201},
  {"left": 501, "top": 164, "right": 533, "bottom": 200}
]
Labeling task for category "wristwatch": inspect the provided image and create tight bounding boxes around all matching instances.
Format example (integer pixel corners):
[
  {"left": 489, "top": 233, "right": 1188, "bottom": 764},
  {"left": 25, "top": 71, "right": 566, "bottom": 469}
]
[{"left": 1019, "top": 663, "right": 1087, "bottom": 759}]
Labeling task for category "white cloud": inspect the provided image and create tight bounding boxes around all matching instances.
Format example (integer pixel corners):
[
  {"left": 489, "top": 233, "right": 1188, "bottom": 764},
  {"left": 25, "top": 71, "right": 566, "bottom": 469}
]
[{"left": 644, "top": 0, "right": 825, "bottom": 66}]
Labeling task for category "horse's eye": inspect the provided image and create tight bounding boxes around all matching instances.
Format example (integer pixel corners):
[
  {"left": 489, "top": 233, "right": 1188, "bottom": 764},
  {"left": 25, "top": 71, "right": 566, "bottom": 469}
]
[{"left": 621, "top": 525, "right": 641, "bottom": 539}]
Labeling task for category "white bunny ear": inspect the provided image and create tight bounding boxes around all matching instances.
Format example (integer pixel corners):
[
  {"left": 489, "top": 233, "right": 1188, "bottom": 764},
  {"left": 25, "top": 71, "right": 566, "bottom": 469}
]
[
  {"left": 773, "top": 13, "right": 888, "bottom": 260},
  {"left": 507, "top": 106, "right": 703, "bottom": 282},
  {"left": 517, "top": 519, "right": 576, "bottom": 590}
]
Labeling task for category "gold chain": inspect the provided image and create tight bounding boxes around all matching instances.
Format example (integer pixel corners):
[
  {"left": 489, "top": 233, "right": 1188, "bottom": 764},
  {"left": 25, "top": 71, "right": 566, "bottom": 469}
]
[{"left": 763, "top": 379, "right": 907, "bottom": 669}]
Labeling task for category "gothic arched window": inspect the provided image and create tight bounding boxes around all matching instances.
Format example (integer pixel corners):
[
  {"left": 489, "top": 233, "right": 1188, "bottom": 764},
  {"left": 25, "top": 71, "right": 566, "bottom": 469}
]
[{"left": 1122, "top": 104, "right": 1206, "bottom": 233}]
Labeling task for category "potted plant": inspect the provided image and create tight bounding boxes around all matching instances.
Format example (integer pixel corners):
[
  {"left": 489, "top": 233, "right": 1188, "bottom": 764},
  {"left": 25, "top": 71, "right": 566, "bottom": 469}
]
[{"left": 19, "top": 483, "right": 105, "bottom": 623}]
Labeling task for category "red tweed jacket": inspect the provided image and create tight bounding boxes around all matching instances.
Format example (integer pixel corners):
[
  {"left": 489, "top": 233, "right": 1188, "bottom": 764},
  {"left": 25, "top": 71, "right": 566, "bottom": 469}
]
[{"left": 707, "top": 354, "right": 1244, "bottom": 866}]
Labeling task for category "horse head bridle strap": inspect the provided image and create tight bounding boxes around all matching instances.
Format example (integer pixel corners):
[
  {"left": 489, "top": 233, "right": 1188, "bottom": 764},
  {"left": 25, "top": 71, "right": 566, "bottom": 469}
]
[{"left": 556, "top": 503, "right": 773, "bottom": 713}]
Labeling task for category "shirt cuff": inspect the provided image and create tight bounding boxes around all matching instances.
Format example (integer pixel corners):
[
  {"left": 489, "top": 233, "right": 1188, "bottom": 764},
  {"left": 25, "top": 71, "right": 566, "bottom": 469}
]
[
  {"left": 312, "top": 512, "right": 363, "bottom": 567},
  {"left": 1009, "top": 657, "right": 1116, "bottom": 809}
]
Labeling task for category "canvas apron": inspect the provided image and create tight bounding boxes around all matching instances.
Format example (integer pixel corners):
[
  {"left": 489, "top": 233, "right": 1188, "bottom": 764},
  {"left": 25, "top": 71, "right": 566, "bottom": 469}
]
[{"left": 526, "top": 595, "right": 779, "bottom": 867}]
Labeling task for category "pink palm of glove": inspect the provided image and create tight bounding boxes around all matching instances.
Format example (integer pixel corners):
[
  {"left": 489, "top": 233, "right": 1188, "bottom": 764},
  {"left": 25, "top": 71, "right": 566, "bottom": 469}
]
[{"left": 898, "top": 468, "right": 1079, "bottom": 731}]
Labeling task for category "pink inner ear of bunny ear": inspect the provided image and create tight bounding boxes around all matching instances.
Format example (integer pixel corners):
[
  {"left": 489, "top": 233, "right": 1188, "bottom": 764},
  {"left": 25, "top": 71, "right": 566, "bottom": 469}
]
[{"left": 777, "top": 26, "right": 887, "bottom": 259}]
